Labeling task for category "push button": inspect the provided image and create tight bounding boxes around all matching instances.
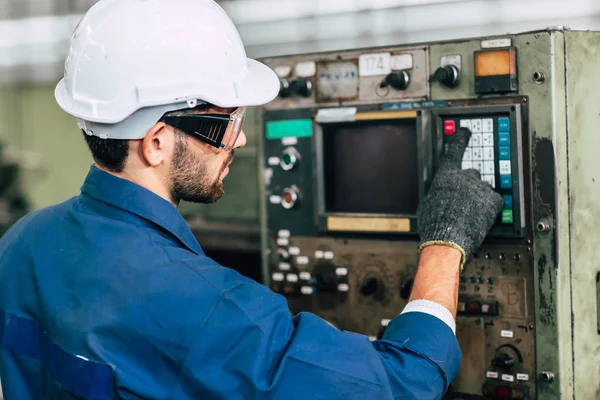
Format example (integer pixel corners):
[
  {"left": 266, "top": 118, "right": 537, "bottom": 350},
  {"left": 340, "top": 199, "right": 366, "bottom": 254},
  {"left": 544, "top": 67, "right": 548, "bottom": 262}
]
[
  {"left": 498, "top": 117, "right": 510, "bottom": 132},
  {"left": 499, "top": 147, "right": 511, "bottom": 160},
  {"left": 498, "top": 132, "right": 510, "bottom": 146},
  {"left": 500, "top": 175, "right": 512, "bottom": 189},
  {"left": 503, "top": 195, "right": 513, "bottom": 209},
  {"left": 444, "top": 120, "right": 456, "bottom": 135},
  {"left": 502, "top": 209, "right": 514, "bottom": 224}
]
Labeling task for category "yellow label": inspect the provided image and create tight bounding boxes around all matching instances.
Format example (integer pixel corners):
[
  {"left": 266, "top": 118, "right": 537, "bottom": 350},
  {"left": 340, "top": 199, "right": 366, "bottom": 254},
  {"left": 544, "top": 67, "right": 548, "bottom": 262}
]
[
  {"left": 354, "top": 110, "right": 417, "bottom": 121},
  {"left": 327, "top": 216, "right": 411, "bottom": 233}
]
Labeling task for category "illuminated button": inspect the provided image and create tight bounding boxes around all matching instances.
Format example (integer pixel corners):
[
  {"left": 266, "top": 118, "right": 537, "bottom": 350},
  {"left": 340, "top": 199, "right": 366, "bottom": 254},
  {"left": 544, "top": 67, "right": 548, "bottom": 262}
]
[
  {"left": 502, "top": 209, "right": 514, "bottom": 224},
  {"left": 500, "top": 175, "right": 512, "bottom": 189},
  {"left": 499, "top": 160, "right": 511, "bottom": 175},
  {"left": 471, "top": 133, "right": 483, "bottom": 147},
  {"left": 499, "top": 147, "right": 511, "bottom": 160},
  {"left": 497, "top": 386, "right": 511, "bottom": 397},
  {"left": 483, "top": 175, "right": 495, "bottom": 188},
  {"left": 499, "top": 132, "right": 510, "bottom": 146},
  {"left": 483, "top": 118, "right": 494, "bottom": 132},
  {"left": 281, "top": 187, "right": 299, "bottom": 209},
  {"left": 472, "top": 147, "right": 483, "bottom": 160},
  {"left": 483, "top": 147, "right": 494, "bottom": 161},
  {"left": 444, "top": 120, "right": 456, "bottom": 135},
  {"left": 483, "top": 161, "right": 495, "bottom": 175},
  {"left": 471, "top": 119, "right": 483, "bottom": 132},
  {"left": 460, "top": 119, "right": 472, "bottom": 130},
  {"left": 482, "top": 133, "right": 494, "bottom": 146},
  {"left": 463, "top": 147, "right": 473, "bottom": 161},
  {"left": 498, "top": 117, "right": 510, "bottom": 132},
  {"left": 462, "top": 161, "right": 473, "bottom": 170},
  {"left": 503, "top": 195, "right": 513, "bottom": 209}
]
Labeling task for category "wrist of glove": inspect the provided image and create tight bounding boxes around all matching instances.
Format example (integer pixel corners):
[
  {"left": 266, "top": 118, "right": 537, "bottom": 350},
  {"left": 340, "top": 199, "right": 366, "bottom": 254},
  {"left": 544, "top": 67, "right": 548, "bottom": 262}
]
[{"left": 417, "top": 128, "right": 504, "bottom": 268}]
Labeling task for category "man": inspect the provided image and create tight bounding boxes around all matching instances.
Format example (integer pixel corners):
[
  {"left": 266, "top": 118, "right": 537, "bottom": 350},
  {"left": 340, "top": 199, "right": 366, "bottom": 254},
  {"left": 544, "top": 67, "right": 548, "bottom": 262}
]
[{"left": 0, "top": 0, "right": 503, "bottom": 399}]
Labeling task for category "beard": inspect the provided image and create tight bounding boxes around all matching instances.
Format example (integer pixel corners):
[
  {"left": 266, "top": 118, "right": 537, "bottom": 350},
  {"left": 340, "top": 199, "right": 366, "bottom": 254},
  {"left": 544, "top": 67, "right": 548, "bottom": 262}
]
[{"left": 169, "top": 134, "right": 233, "bottom": 204}]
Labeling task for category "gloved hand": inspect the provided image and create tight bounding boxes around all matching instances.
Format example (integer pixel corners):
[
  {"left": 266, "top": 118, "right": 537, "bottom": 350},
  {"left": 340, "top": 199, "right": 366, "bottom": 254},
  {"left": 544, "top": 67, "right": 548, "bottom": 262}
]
[{"left": 417, "top": 128, "right": 504, "bottom": 267}]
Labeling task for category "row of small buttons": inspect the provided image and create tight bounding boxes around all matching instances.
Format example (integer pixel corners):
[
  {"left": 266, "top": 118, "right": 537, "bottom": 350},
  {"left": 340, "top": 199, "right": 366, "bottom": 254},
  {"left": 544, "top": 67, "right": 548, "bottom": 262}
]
[{"left": 497, "top": 117, "right": 513, "bottom": 224}]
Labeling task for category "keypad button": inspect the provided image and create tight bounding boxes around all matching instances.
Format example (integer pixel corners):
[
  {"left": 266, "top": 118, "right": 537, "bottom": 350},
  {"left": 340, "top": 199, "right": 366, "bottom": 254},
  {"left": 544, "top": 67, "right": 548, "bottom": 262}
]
[
  {"left": 499, "top": 147, "right": 511, "bottom": 160},
  {"left": 482, "top": 133, "right": 494, "bottom": 146},
  {"left": 473, "top": 161, "right": 483, "bottom": 173},
  {"left": 502, "top": 209, "right": 514, "bottom": 224},
  {"left": 503, "top": 195, "right": 513, "bottom": 209},
  {"left": 462, "top": 161, "right": 473, "bottom": 170},
  {"left": 500, "top": 160, "right": 511, "bottom": 175},
  {"left": 444, "top": 120, "right": 456, "bottom": 135},
  {"left": 463, "top": 147, "right": 473, "bottom": 161},
  {"left": 472, "top": 147, "right": 483, "bottom": 161},
  {"left": 471, "top": 119, "right": 483, "bottom": 133},
  {"left": 460, "top": 119, "right": 472, "bottom": 130},
  {"left": 471, "top": 133, "right": 483, "bottom": 147},
  {"left": 483, "top": 175, "right": 495, "bottom": 188},
  {"left": 483, "top": 161, "right": 495, "bottom": 175},
  {"left": 498, "top": 132, "right": 510, "bottom": 146},
  {"left": 498, "top": 117, "right": 510, "bottom": 132},
  {"left": 500, "top": 175, "right": 512, "bottom": 189},
  {"left": 483, "top": 118, "right": 494, "bottom": 132},
  {"left": 483, "top": 147, "right": 494, "bottom": 161}
]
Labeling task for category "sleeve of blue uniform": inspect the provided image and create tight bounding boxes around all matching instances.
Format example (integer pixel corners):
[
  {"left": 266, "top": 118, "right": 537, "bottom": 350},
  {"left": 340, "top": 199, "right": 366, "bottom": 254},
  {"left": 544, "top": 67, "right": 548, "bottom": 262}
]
[{"left": 174, "top": 282, "right": 461, "bottom": 400}]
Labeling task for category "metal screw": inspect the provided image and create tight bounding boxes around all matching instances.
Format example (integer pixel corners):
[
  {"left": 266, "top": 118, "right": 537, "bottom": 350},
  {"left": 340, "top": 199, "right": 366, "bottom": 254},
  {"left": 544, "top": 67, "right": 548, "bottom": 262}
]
[
  {"left": 541, "top": 371, "right": 555, "bottom": 383},
  {"left": 533, "top": 71, "right": 546, "bottom": 84}
]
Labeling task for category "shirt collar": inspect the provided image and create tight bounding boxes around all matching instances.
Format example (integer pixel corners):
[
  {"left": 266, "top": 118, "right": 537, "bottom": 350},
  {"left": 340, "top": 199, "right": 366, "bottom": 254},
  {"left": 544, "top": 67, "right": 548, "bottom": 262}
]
[{"left": 80, "top": 165, "right": 203, "bottom": 255}]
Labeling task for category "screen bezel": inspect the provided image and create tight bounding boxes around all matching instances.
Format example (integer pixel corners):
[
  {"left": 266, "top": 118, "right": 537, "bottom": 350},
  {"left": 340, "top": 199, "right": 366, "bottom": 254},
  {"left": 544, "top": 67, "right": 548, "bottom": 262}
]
[{"left": 314, "top": 108, "right": 431, "bottom": 235}]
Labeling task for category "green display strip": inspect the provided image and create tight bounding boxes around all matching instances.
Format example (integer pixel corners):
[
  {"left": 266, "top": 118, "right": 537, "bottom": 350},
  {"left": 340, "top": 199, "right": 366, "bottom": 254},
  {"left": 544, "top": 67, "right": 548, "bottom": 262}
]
[{"left": 266, "top": 119, "right": 313, "bottom": 139}]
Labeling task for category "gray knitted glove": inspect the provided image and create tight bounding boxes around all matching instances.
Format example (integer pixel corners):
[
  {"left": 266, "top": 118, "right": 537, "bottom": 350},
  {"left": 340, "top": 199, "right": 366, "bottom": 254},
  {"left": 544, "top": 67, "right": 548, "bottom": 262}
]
[{"left": 417, "top": 128, "right": 504, "bottom": 266}]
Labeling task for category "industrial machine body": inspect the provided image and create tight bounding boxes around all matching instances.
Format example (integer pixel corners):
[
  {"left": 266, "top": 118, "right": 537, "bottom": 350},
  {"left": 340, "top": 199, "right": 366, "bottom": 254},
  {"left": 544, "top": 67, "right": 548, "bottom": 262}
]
[{"left": 259, "top": 29, "right": 600, "bottom": 399}]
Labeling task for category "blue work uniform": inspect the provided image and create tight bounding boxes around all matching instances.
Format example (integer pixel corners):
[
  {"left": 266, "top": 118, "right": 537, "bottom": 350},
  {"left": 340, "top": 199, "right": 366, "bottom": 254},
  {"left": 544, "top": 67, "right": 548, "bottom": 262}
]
[{"left": 0, "top": 165, "right": 461, "bottom": 399}]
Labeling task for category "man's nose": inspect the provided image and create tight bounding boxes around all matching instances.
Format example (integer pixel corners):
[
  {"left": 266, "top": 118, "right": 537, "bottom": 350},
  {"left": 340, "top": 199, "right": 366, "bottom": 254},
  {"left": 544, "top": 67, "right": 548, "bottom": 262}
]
[{"left": 234, "top": 130, "right": 247, "bottom": 149}]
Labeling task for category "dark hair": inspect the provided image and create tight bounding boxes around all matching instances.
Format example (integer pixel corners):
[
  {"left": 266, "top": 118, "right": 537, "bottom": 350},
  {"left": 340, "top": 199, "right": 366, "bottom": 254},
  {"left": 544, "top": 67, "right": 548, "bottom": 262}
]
[{"left": 82, "top": 131, "right": 130, "bottom": 173}]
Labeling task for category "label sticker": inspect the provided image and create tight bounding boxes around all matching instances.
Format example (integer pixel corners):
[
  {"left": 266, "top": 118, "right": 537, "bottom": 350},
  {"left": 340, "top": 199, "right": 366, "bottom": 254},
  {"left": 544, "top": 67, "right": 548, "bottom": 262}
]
[
  {"left": 282, "top": 137, "right": 298, "bottom": 146},
  {"left": 297, "top": 256, "right": 309, "bottom": 265},
  {"left": 278, "top": 230, "right": 290, "bottom": 238},
  {"left": 516, "top": 373, "right": 529, "bottom": 381},
  {"left": 301, "top": 286, "right": 314, "bottom": 295},
  {"left": 269, "top": 195, "right": 282, "bottom": 204},
  {"left": 441, "top": 55, "right": 462, "bottom": 69},
  {"left": 315, "top": 251, "right": 324, "bottom": 259},
  {"left": 276, "top": 238, "right": 289, "bottom": 247},
  {"left": 286, "top": 274, "right": 298, "bottom": 283},
  {"left": 295, "top": 61, "right": 317, "bottom": 77},
  {"left": 335, "top": 268, "right": 348, "bottom": 276},
  {"left": 272, "top": 273, "right": 284, "bottom": 282},
  {"left": 391, "top": 54, "right": 413, "bottom": 70},
  {"left": 273, "top": 65, "right": 292, "bottom": 78},
  {"left": 299, "top": 272, "right": 311, "bottom": 280},
  {"left": 279, "top": 263, "right": 291, "bottom": 271},
  {"left": 501, "top": 330, "right": 514, "bottom": 338},
  {"left": 268, "top": 157, "right": 280, "bottom": 166},
  {"left": 359, "top": 53, "right": 392, "bottom": 77},
  {"left": 324, "top": 251, "right": 334, "bottom": 260},
  {"left": 266, "top": 120, "right": 312, "bottom": 140},
  {"left": 481, "top": 38, "right": 512, "bottom": 48},
  {"left": 289, "top": 247, "right": 300, "bottom": 256},
  {"left": 486, "top": 371, "right": 499, "bottom": 379},
  {"left": 337, "top": 283, "right": 349, "bottom": 292},
  {"left": 501, "top": 374, "right": 515, "bottom": 382}
]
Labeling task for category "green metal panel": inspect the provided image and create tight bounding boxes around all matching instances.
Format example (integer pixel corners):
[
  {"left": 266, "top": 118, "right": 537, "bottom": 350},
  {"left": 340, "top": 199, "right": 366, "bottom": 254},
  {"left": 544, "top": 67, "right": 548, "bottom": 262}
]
[{"left": 564, "top": 30, "right": 600, "bottom": 400}]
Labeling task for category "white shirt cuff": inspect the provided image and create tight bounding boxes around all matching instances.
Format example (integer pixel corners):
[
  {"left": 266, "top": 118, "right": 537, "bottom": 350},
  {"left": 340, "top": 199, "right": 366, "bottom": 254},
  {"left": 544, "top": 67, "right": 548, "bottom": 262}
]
[{"left": 400, "top": 299, "right": 456, "bottom": 335}]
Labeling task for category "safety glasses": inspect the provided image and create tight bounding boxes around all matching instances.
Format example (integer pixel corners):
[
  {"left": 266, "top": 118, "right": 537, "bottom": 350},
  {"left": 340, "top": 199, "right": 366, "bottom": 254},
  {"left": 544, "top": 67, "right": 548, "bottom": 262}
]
[{"left": 160, "top": 107, "right": 246, "bottom": 151}]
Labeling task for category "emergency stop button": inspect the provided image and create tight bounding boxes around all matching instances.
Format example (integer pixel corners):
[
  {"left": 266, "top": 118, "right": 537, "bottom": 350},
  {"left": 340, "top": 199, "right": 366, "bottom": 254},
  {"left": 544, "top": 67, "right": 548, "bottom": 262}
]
[{"left": 444, "top": 120, "right": 456, "bottom": 135}]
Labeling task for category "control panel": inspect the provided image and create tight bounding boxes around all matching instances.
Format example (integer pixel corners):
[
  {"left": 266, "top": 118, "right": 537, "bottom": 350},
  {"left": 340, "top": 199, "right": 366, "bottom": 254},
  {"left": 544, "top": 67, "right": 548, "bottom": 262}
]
[{"left": 260, "top": 29, "right": 600, "bottom": 400}]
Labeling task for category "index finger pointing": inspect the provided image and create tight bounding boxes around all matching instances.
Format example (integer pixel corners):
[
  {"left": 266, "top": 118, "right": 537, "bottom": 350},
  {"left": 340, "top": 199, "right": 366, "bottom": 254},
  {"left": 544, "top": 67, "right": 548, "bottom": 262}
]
[{"left": 440, "top": 127, "right": 471, "bottom": 171}]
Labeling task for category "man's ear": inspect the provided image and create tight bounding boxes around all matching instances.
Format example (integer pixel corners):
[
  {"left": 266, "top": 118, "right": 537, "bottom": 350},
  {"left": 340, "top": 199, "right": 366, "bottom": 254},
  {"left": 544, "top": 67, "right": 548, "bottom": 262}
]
[{"left": 140, "top": 122, "right": 171, "bottom": 167}]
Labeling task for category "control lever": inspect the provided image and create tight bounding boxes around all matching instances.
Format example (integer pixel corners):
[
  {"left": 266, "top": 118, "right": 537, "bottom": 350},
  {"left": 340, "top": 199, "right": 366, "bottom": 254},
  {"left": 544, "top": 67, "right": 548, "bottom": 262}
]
[{"left": 380, "top": 71, "right": 410, "bottom": 91}]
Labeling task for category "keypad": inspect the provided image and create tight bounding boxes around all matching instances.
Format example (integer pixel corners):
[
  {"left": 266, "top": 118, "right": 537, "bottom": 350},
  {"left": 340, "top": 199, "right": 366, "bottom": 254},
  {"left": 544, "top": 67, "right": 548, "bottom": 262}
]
[{"left": 444, "top": 115, "right": 515, "bottom": 225}]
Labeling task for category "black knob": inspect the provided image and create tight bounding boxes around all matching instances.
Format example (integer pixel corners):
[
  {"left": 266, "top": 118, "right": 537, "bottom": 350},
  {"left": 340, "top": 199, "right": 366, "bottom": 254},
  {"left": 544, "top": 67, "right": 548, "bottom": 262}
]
[
  {"left": 289, "top": 79, "right": 312, "bottom": 97},
  {"left": 380, "top": 71, "right": 410, "bottom": 91},
  {"left": 400, "top": 278, "right": 414, "bottom": 299},
  {"left": 431, "top": 65, "right": 460, "bottom": 88},
  {"left": 492, "top": 353, "right": 516, "bottom": 369},
  {"left": 360, "top": 278, "right": 380, "bottom": 296},
  {"left": 279, "top": 79, "right": 291, "bottom": 98}
]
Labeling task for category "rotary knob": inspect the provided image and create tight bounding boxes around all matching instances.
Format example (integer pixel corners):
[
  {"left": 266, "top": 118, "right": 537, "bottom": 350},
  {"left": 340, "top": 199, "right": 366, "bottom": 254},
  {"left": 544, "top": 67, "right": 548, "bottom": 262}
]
[
  {"left": 279, "top": 78, "right": 291, "bottom": 98},
  {"left": 281, "top": 187, "right": 300, "bottom": 210},
  {"left": 280, "top": 147, "right": 300, "bottom": 171},
  {"left": 431, "top": 65, "right": 460, "bottom": 88},
  {"left": 289, "top": 79, "right": 313, "bottom": 97},
  {"left": 380, "top": 71, "right": 410, "bottom": 91},
  {"left": 276, "top": 248, "right": 290, "bottom": 262}
]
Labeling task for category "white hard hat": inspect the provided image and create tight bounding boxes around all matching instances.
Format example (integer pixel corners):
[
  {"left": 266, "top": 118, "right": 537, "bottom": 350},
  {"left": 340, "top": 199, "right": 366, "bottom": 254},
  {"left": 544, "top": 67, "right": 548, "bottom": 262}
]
[{"left": 55, "top": 0, "right": 279, "bottom": 139}]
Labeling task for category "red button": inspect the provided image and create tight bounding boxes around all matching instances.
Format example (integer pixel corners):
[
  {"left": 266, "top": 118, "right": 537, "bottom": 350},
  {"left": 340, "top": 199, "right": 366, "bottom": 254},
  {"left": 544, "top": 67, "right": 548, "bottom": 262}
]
[
  {"left": 497, "top": 386, "right": 511, "bottom": 397},
  {"left": 444, "top": 120, "right": 456, "bottom": 135}
]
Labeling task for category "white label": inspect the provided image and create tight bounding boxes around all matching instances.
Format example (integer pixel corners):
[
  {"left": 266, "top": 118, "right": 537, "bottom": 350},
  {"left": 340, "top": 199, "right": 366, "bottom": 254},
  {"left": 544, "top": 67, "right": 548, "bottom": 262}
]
[
  {"left": 301, "top": 286, "right": 314, "bottom": 295},
  {"left": 517, "top": 373, "right": 529, "bottom": 381},
  {"left": 335, "top": 267, "right": 348, "bottom": 276},
  {"left": 324, "top": 251, "right": 334, "bottom": 260},
  {"left": 272, "top": 273, "right": 284, "bottom": 282},
  {"left": 337, "top": 283, "right": 349, "bottom": 292},
  {"left": 279, "top": 263, "right": 291, "bottom": 271},
  {"left": 390, "top": 54, "right": 413, "bottom": 70},
  {"left": 481, "top": 38, "right": 512, "bottom": 48},
  {"left": 278, "top": 230, "right": 291, "bottom": 238},
  {"left": 501, "top": 330, "right": 514, "bottom": 338},
  {"left": 289, "top": 247, "right": 301, "bottom": 256},
  {"left": 276, "top": 238, "right": 289, "bottom": 247},
  {"left": 441, "top": 55, "right": 462, "bottom": 69},
  {"left": 315, "top": 250, "right": 324, "bottom": 259},
  {"left": 502, "top": 374, "right": 515, "bottom": 382},
  {"left": 281, "top": 137, "right": 298, "bottom": 146},
  {"left": 299, "top": 272, "right": 311, "bottom": 280},
  {"left": 317, "top": 107, "right": 357, "bottom": 123},
  {"left": 381, "top": 319, "right": 391, "bottom": 326},
  {"left": 295, "top": 61, "right": 317, "bottom": 78},
  {"left": 269, "top": 195, "right": 282, "bottom": 204},
  {"left": 297, "top": 256, "right": 309, "bottom": 265},
  {"left": 268, "top": 157, "right": 280, "bottom": 166},
  {"left": 486, "top": 371, "right": 499, "bottom": 379},
  {"left": 359, "top": 53, "right": 392, "bottom": 77},
  {"left": 286, "top": 274, "right": 298, "bottom": 283},
  {"left": 273, "top": 65, "right": 292, "bottom": 78}
]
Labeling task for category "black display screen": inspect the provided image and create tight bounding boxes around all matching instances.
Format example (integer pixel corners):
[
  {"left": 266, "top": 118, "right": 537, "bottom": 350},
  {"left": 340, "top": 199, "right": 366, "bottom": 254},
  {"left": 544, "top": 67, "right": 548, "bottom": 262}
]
[{"left": 323, "top": 120, "right": 419, "bottom": 215}]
